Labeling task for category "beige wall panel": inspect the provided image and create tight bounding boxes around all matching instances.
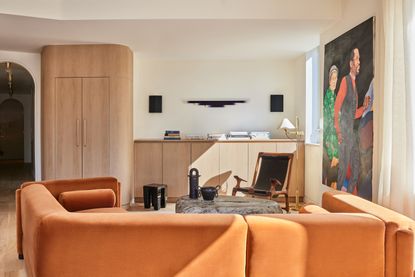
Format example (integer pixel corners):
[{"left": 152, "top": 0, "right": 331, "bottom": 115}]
[
  {"left": 82, "top": 78, "right": 110, "bottom": 178},
  {"left": 248, "top": 143, "right": 277, "bottom": 182},
  {"left": 55, "top": 78, "right": 82, "bottom": 179},
  {"left": 109, "top": 77, "right": 133, "bottom": 204},
  {"left": 190, "top": 142, "right": 220, "bottom": 187},
  {"left": 219, "top": 143, "right": 249, "bottom": 195},
  {"left": 162, "top": 142, "right": 191, "bottom": 197},
  {"left": 134, "top": 142, "right": 163, "bottom": 198}
]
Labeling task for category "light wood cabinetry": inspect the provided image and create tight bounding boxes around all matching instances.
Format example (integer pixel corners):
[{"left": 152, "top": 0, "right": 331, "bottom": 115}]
[
  {"left": 134, "top": 140, "right": 305, "bottom": 202},
  {"left": 163, "top": 143, "right": 191, "bottom": 197},
  {"left": 219, "top": 143, "right": 248, "bottom": 195},
  {"left": 52, "top": 77, "right": 111, "bottom": 179},
  {"left": 191, "top": 142, "right": 220, "bottom": 187},
  {"left": 55, "top": 78, "right": 82, "bottom": 179},
  {"left": 81, "top": 78, "right": 110, "bottom": 178},
  {"left": 42, "top": 45, "right": 133, "bottom": 204},
  {"left": 134, "top": 143, "right": 163, "bottom": 198}
]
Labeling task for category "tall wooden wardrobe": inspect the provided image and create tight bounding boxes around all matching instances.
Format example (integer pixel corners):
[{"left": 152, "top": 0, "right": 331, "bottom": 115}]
[{"left": 41, "top": 45, "right": 133, "bottom": 205}]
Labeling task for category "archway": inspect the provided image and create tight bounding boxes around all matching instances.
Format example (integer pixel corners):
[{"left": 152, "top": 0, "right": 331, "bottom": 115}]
[
  {"left": 0, "top": 62, "right": 35, "bottom": 190},
  {"left": 0, "top": 99, "right": 24, "bottom": 159}
]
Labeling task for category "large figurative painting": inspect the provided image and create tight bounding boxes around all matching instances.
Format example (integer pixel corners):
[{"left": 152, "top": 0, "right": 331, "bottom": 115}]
[{"left": 322, "top": 17, "right": 374, "bottom": 201}]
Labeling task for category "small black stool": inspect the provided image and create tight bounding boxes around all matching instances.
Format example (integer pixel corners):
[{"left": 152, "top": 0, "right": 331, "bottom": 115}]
[{"left": 143, "top": 184, "right": 167, "bottom": 210}]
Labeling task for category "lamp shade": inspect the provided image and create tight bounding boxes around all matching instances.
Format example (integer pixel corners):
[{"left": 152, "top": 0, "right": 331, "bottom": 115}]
[{"left": 279, "top": 118, "right": 295, "bottom": 130}]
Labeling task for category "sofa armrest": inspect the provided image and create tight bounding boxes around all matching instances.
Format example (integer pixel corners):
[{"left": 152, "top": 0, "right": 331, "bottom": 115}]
[
  {"left": 322, "top": 190, "right": 415, "bottom": 274},
  {"left": 397, "top": 228, "right": 414, "bottom": 277},
  {"left": 21, "top": 177, "right": 121, "bottom": 207}
]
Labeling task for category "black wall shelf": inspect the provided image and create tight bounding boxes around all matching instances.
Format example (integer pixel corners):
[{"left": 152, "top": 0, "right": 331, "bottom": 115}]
[{"left": 187, "top": 100, "right": 247, "bottom": 108}]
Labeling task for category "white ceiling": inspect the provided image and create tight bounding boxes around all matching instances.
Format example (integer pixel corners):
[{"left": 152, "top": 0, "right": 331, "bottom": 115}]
[{"left": 0, "top": 0, "right": 341, "bottom": 59}]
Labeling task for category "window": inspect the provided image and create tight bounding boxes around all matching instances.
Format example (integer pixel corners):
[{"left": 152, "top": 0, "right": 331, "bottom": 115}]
[{"left": 305, "top": 47, "right": 320, "bottom": 144}]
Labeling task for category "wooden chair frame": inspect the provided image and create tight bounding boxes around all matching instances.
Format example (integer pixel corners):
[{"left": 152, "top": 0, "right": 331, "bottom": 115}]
[{"left": 232, "top": 152, "right": 294, "bottom": 212}]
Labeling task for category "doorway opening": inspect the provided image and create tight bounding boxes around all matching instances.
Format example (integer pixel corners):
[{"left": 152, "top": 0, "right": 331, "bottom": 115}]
[{"left": 0, "top": 62, "right": 35, "bottom": 192}]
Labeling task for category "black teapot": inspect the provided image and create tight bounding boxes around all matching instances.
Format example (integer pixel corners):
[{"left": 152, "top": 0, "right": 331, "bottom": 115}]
[{"left": 199, "top": 185, "right": 220, "bottom": 201}]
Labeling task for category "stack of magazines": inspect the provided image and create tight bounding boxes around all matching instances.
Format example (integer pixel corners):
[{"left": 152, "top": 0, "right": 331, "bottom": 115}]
[
  {"left": 207, "top": 133, "right": 227, "bottom": 140},
  {"left": 249, "top": 131, "right": 271, "bottom": 140},
  {"left": 227, "top": 131, "right": 251, "bottom": 140},
  {"left": 164, "top": 130, "right": 181, "bottom": 140}
]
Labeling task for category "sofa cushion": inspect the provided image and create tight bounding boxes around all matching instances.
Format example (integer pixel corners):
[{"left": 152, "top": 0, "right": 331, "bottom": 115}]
[
  {"left": 58, "top": 189, "right": 116, "bottom": 212},
  {"left": 245, "top": 213, "right": 385, "bottom": 277},
  {"left": 299, "top": 204, "right": 330, "bottom": 214},
  {"left": 76, "top": 207, "right": 127, "bottom": 213}
]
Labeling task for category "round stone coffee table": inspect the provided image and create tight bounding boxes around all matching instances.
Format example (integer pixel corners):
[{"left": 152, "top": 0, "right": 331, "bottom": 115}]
[{"left": 175, "top": 195, "right": 283, "bottom": 215}]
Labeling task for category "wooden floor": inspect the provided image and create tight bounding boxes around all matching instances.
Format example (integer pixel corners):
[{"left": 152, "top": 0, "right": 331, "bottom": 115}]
[{"left": 0, "top": 162, "right": 33, "bottom": 277}]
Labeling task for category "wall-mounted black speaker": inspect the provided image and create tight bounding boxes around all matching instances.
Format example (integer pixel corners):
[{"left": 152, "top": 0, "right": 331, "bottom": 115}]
[
  {"left": 270, "top": 94, "right": 284, "bottom": 112},
  {"left": 149, "top": 95, "right": 162, "bottom": 113}
]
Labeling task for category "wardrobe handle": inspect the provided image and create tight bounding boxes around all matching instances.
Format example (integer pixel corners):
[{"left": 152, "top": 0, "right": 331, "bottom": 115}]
[
  {"left": 83, "top": 119, "right": 87, "bottom": 147},
  {"left": 76, "top": 119, "right": 80, "bottom": 146}
]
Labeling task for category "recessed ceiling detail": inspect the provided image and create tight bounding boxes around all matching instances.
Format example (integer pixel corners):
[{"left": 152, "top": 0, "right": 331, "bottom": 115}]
[{"left": 0, "top": 0, "right": 340, "bottom": 59}]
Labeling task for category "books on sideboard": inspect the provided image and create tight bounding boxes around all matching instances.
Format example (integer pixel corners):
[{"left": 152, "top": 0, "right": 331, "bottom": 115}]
[{"left": 164, "top": 130, "right": 181, "bottom": 140}]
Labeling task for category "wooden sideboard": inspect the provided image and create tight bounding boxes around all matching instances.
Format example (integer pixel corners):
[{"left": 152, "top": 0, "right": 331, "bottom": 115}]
[{"left": 134, "top": 139, "right": 304, "bottom": 202}]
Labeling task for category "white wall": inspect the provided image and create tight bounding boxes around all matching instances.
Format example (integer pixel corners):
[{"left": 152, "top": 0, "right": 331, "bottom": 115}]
[
  {"left": 304, "top": 0, "right": 382, "bottom": 204},
  {"left": 134, "top": 58, "right": 300, "bottom": 139},
  {"left": 0, "top": 51, "right": 41, "bottom": 180}
]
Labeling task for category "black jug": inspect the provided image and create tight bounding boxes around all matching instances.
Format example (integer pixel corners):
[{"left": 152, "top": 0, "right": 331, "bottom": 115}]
[{"left": 188, "top": 168, "right": 200, "bottom": 199}]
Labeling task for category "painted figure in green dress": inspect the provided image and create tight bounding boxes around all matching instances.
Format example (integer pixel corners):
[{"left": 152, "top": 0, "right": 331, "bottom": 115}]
[{"left": 323, "top": 65, "right": 339, "bottom": 188}]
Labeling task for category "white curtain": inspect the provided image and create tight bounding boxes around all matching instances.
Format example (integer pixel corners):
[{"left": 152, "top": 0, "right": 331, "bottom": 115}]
[{"left": 377, "top": 0, "right": 415, "bottom": 218}]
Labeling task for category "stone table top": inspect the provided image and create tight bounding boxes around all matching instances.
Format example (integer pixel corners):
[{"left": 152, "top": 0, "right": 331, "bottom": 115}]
[{"left": 175, "top": 195, "right": 283, "bottom": 215}]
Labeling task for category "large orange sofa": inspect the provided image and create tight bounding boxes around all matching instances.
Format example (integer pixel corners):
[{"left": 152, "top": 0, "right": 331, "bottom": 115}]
[
  {"left": 17, "top": 177, "right": 412, "bottom": 277},
  {"left": 302, "top": 190, "right": 415, "bottom": 277}
]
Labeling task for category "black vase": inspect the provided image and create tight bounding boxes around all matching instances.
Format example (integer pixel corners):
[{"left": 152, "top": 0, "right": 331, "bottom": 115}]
[{"left": 188, "top": 168, "right": 200, "bottom": 199}]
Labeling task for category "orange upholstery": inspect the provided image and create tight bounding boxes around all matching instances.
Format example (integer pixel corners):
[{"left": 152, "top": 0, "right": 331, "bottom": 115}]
[
  {"left": 17, "top": 177, "right": 415, "bottom": 277},
  {"left": 76, "top": 207, "right": 127, "bottom": 213},
  {"left": 322, "top": 190, "right": 415, "bottom": 277},
  {"left": 299, "top": 204, "right": 330, "bottom": 214},
  {"left": 245, "top": 213, "right": 385, "bottom": 277},
  {"left": 20, "top": 185, "right": 67, "bottom": 277},
  {"left": 21, "top": 177, "right": 121, "bottom": 206},
  {"left": 58, "top": 189, "right": 116, "bottom": 212},
  {"left": 15, "top": 189, "right": 23, "bottom": 258},
  {"left": 19, "top": 183, "right": 247, "bottom": 277},
  {"left": 16, "top": 177, "right": 121, "bottom": 258}
]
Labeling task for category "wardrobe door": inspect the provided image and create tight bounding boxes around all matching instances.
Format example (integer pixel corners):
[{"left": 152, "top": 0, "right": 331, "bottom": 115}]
[
  {"left": 55, "top": 78, "right": 82, "bottom": 179},
  {"left": 82, "top": 78, "right": 110, "bottom": 177}
]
